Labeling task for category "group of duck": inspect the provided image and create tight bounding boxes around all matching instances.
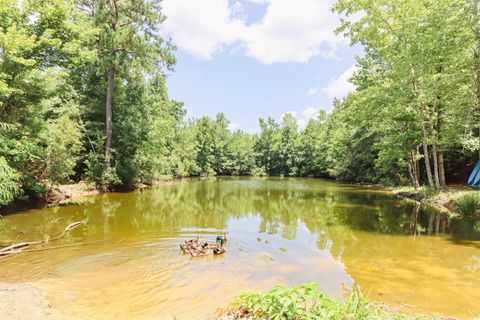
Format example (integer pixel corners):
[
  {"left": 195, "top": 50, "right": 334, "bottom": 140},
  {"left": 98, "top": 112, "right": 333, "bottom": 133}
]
[{"left": 180, "top": 233, "right": 227, "bottom": 257}]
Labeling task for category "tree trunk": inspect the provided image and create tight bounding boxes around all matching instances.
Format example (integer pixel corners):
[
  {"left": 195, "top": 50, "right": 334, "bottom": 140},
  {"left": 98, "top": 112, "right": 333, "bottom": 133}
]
[
  {"left": 415, "top": 145, "right": 421, "bottom": 185},
  {"left": 419, "top": 103, "right": 435, "bottom": 188},
  {"left": 408, "top": 160, "right": 416, "bottom": 189},
  {"left": 411, "top": 71, "right": 435, "bottom": 188},
  {"left": 104, "top": 67, "right": 115, "bottom": 173},
  {"left": 431, "top": 140, "right": 441, "bottom": 189},
  {"left": 428, "top": 110, "right": 441, "bottom": 190},
  {"left": 437, "top": 109, "right": 446, "bottom": 188},
  {"left": 410, "top": 150, "right": 420, "bottom": 190},
  {"left": 434, "top": 63, "right": 446, "bottom": 189}
]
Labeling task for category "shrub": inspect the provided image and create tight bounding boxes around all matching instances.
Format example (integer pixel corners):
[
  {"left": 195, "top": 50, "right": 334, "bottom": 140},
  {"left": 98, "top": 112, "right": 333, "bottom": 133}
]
[
  {"left": 455, "top": 193, "right": 480, "bottom": 217},
  {"left": 226, "top": 284, "right": 435, "bottom": 320}
]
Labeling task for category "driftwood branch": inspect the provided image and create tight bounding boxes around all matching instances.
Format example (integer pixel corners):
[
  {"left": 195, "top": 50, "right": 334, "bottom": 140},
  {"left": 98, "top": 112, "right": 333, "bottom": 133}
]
[{"left": 0, "top": 221, "right": 85, "bottom": 256}]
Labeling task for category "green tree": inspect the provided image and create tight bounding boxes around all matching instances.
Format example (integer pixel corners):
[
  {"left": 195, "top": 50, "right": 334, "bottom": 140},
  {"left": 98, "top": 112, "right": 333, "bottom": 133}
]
[
  {"left": 0, "top": 0, "right": 91, "bottom": 201},
  {"left": 81, "top": 0, "right": 175, "bottom": 187},
  {"left": 279, "top": 113, "right": 301, "bottom": 176},
  {"left": 299, "top": 111, "right": 329, "bottom": 177},
  {"left": 194, "top": 117, "right": 217, "bottom": 176}
]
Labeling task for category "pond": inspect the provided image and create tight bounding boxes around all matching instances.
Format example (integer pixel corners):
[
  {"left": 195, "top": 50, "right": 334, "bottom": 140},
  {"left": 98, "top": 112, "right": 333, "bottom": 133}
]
[{"left": 1, "top": 177, "right": 479, "bottom": 319}]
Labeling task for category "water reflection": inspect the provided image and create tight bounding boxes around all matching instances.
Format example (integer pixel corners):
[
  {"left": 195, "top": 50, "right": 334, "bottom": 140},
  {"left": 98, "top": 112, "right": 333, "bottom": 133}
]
[
  {"left": 0, "top": 177, "right": 480, "bottom": 319},
  {"left": 1, "top": 177, "right": 456, "bottom": 241}
]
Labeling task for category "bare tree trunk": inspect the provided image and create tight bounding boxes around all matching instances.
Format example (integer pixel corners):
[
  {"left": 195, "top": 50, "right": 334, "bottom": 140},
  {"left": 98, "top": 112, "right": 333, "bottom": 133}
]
[
  {"left": 431, "top": 140, "right": 441, "bottom": 189},
  {"left": 419, "top": 103, "right": 435, "bottom": 188},
  {"left": 428, "top": 110, "right": 441, "bottom": 190},
  {"left": 415, "top": 145, "right": 421, "bottom": 184},
  {"left": 434, "top": 63, "right": 446, "bottom": 189},
  {"left": 411, "top": 71, "right": 435, "bottom": 189},
  {"left": 104, "top": 67, "right": 115, "bottom": 174},
  {"left": 408, "top": 161, "right": 416, "bottom": 189},
  {"left": 410, "top": 150, "right": 420, "bottom": 190},
  {"left": 437, "top": 108, "right": 446, "bottom": 188}
]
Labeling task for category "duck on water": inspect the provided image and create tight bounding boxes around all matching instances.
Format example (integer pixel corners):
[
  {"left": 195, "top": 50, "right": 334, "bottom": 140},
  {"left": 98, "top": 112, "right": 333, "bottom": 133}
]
[{"left": 180, "top": 233, "right": 227, "bottom": 257}]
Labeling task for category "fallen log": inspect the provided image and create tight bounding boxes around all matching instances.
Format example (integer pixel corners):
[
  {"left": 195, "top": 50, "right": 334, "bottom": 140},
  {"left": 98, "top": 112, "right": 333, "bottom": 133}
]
[{"left": 0, "top": 221, "right": 84, "bottom": 257}]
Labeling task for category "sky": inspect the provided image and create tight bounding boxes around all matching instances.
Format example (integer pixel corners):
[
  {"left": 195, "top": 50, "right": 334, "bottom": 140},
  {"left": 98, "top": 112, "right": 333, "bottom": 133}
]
[{"left": 161, "top": 0, "right": 363, "bottom": 132}]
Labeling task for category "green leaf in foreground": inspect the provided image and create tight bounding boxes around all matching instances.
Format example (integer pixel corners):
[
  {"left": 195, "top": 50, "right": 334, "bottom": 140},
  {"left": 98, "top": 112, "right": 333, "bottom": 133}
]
[{"left": 223, "top": 284, "right": 439, "bottom": 320}]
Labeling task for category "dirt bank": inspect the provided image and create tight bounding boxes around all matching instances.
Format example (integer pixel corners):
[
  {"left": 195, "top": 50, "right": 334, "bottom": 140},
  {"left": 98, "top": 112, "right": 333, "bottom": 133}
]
[
  {"left": 390, "top": 185, "right": 480, "bottom": 217},
  {"left": 0, "top": 283, "right": 62, "bottom": 320}
]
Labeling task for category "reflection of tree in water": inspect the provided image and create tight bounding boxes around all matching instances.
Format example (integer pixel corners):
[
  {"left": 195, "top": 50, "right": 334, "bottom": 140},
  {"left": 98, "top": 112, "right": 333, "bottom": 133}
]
[
  {"left": 6, "top": 178, "right": 478, "bottom": 250},
  {"left": 85, "top": 178, "right": 468, "bottom": 240},
  {"left": 449, "top": 218, "right": 480, "bottom": 241}
]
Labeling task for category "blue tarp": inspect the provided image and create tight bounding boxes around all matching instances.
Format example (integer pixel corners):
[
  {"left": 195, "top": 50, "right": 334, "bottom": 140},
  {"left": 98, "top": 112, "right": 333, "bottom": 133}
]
[{"left": 468, "top": 161, "right": 480, "bottom": 189}]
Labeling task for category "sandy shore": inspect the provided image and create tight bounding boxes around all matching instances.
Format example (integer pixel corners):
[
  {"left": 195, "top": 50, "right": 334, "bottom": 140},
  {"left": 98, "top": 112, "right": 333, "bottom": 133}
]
[{"left": 0, "top": 283, "right": 62, "bottom": 320}]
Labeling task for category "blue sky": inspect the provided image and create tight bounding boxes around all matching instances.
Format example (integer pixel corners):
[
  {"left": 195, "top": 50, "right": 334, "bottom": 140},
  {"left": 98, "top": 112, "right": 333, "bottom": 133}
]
[{"left": 162, "top": 0, "right": 363, "bottom": 132}]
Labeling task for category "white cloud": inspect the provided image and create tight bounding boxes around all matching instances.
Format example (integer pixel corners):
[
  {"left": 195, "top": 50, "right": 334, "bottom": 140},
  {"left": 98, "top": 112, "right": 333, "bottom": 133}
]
[
  {"left": 162, "top": 0, "right": 246, "bottom": 59},
  {"left": 306, "top": 87, "right": 319, "bottom": 97},
  {"left": 162, "top": 0, "right": 344, "bottom": 64},
  {"left": 281, "top": 107, "right": 321, "bottom": 129},
  {"left": 228, "top": 122, "right": 239, "bottom": 132},
  {"left": 321, "top": 65, "right": 357, "bottom": 99},
  {"left": 231, "top": 1, "right": 245, "bottom": 17},
  {"left": 241, "top": 0, "right": 341, "bottom": 63},
  {"left": 245, "top": 0, "right": 271, "bottom": 3},
  {"left": 301, "top": 106, "right": 320, "bottom": 119}
]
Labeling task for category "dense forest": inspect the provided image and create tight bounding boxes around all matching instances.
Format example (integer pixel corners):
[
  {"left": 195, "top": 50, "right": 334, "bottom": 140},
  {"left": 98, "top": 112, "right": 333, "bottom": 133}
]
[{"left": 1, "top": 0, "right": 480, "bottom": 207}]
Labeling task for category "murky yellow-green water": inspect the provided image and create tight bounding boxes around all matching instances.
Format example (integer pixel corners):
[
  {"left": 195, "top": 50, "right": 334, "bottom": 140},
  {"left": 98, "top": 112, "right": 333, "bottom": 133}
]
[{"left": 1, "top": 177, "right": 480, "bottom": 319}]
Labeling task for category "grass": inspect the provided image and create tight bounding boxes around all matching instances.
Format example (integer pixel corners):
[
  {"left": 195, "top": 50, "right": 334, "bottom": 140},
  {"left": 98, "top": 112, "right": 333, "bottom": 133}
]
[{"left": 219, "top": 284, "right": 437, "bottom": 320}]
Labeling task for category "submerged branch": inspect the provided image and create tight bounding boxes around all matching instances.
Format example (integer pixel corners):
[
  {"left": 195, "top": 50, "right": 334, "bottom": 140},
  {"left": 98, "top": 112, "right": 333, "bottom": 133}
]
[{"left": 0, "top": 222, "right": 85, "bottom": 257}]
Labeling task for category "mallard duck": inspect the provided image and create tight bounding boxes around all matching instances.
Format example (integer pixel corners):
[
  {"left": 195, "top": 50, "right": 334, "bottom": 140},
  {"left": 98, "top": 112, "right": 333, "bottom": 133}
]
[
  {"left": 186, "top": 236, "right": 200, "bottom": 245},
  {"left": 215, "top": 232, "right": 228, "bottom": 247},
  {"left": 180, "top": 235, "right": 226, "bottom": 256},
  {"left": 213, "top": 246, "right": 225, "bottom": 255},
  {"left": 180, "top": 243, "right": 189, "bottom": 253},
  {"left": 189, "top": 246, "right": 209, "bottom": 257}
]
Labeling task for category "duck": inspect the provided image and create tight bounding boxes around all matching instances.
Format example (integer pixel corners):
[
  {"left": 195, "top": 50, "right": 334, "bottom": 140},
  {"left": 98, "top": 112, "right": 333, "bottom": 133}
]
[
  {"left": 213, "top": 245, "right": 225, "bottom": 255},
  {"left": 180, "top": 234, "right": 227, "bottom": 256},
  {"left": 189, "top": 245, "right": 209, "bottom": 257},
  {"left": 180, "top": 243, "right": 189, "bottom": 253},
  {"left": 185, "top": 236, "right": 200, "bottom": 246},
  {"left": 215, "top": 232, "right": 228, "bottom": 247}
]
